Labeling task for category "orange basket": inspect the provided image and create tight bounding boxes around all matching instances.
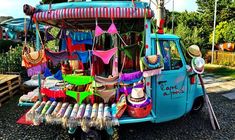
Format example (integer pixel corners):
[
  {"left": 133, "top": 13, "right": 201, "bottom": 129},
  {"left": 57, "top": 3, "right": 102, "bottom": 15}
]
[{"left": 127, "top": 102, "right": 152, "bottom": 118}]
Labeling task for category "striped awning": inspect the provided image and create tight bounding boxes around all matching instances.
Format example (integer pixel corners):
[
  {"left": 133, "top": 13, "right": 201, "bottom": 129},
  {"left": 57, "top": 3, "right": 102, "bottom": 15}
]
[{"left": 33, "top": 7, "right": 154, "bottom": 21}]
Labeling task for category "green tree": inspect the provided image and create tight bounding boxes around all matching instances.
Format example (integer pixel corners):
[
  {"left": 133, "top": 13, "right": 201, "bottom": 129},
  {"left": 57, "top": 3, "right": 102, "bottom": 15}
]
[
  {"left": 209, "top": 21, "right": 235, "bottom": 44},
  {"left": 175, "top": 23, "right": 203, "bottom": 48},
  {"left": 224, "top": 21, "right": 235, "bottom": 42},
  {"left": 166, "top": 11, "right": 208, "bottom": 49},
  {"left": 209, "top": 21, "right": 227, "bottom": 44},
  {"left": 196, "top": 0, "right": 235, "bottom": 24}
]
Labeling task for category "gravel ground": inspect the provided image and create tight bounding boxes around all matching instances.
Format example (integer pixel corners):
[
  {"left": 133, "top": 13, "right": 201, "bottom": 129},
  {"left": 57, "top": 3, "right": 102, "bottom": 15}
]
[{"left": 0, "top": 92, "right": 234, "bottom": 140}]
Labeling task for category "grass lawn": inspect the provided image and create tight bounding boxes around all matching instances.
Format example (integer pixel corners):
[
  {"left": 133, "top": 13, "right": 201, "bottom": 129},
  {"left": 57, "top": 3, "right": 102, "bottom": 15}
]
[{"left": 205, "top": 64, "right": 235, "bottom": 78}]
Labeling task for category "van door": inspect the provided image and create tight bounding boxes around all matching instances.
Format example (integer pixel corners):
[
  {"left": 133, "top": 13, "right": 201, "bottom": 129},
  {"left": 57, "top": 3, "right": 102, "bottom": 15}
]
[{"left": 154, "top": 39, "right": 188, "bottom": 123}]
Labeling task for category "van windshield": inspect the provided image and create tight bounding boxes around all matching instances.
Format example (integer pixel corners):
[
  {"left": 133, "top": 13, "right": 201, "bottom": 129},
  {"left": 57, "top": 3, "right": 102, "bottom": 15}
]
[
  {"left": 179, "top": 39, "right": 190, "bottom": 64},
  {"left": 158, "top": 40, "right": 183, "bottom": 70}
]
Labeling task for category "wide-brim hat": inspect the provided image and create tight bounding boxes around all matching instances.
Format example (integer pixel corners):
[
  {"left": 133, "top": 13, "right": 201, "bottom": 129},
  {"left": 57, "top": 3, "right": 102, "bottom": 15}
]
[
  {"left": 127, "top": 88, "right": 148, "bottom": 105},
  {"left": 191, "top": 57, "right": 205, "bottom": 74},
  {"left": 145, "top": 55, "right": 158, "bottom": 64},
  {"left": 187, "top": 45, "right": 202, "bottom": 58}
]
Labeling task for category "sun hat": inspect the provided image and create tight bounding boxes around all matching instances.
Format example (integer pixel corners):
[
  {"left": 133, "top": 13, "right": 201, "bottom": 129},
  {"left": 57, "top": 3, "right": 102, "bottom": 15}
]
[
  {"left": 145, "top": 55, "right": 158, "bottom": 64},
  {"left": 187, "top": 45, "right": 202, "bottom": 58},
  {"left": 141, "top": 55, "right": 163, "bottom": 69},
  {"left": 127, "top": 88, "right": 152, "bottom": 118},
  {"left": 191, "top": 57, "right": 205, "bottom": 74},
  {"left": 127, "top": 88, "right": 148, "bottom": 105}
]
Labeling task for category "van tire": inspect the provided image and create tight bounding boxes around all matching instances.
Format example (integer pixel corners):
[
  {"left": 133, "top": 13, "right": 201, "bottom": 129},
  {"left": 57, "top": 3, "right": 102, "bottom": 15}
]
[
  {"left": 105, "top": 127, "right": 119, "bottom": 140},
  {"left": 191, "top": 96, "right": 204, "bottom": 113},
  {"left": 110, "top": 127, "right": 119, "bottom": 140},
  {"left": 81, "top": 129, "right": 102, "bottom": 140}
]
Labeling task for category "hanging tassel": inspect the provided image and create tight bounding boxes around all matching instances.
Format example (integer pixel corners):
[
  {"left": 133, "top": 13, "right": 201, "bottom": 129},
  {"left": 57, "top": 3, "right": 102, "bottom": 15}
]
[
  {"left": 38, "top": 101, "right": 52, "bottom": 124},
  {"left": 45, "top": 101, "right": 57, "bottom": 123},
  {"left": 26, "top": 101, "right": 41, "bottom": 121},
  {"left": 41, "top": 101, "right": 52, "bottom": 117},
  {"left": 103, "top": 104, "right": 112, "bottom": 129},
  {"left": 56, "top": 102, "right": 69, "bottom": 124},
  {"left": 76, "top": 103, "right": 86, "bottom": 126},
  {"left": 62, "top": 104, "right": 73, "bottom": 128},
  {"left": 34, "top": 101, "right": 46, "bottom": 125},
  {"left": 90, "top": 103, "right": 98, "bottom": 127},
  {"left": 51, "top": 102, "right": 62, "bottom": 124},
  {"left": 68, "top": 103, "right": 79, "bottom": 128},
  {"left": 96, "top": 103, "right": 104, "bottom": 130},
  {"left": 81, "top": 104, "right": 92, "bottom": 133},
  {"left": 111, "top": 103, "right": 119, "bottom": 126}
]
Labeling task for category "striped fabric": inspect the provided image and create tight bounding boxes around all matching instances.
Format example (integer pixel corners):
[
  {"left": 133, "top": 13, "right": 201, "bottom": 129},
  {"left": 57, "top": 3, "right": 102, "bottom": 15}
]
[{"left": 33, "top": 7, "right": 153, "bottom": 21}]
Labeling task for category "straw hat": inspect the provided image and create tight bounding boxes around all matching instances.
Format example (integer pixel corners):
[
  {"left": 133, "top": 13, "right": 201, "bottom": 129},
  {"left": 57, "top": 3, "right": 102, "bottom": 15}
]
[
  {"left": 127, "top": 88, "right": 152, "bottom": 118},
  {"left": 191, "top": 57, "right": 205, "bottom": 74},
  {"left": 145, "top": 55, "right": 158, "bottom": 64},
  {"left": 127, "top": 88, "right": 148, "bottom": 105},
  {"left": 187, "top": 45, "right": 202, "bottom": 58}
]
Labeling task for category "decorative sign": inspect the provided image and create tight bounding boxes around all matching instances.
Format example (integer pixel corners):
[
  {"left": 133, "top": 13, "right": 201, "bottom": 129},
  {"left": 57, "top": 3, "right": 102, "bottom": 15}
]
[{"left": 159, "top": 82, "right": 184, "bottom": 97}]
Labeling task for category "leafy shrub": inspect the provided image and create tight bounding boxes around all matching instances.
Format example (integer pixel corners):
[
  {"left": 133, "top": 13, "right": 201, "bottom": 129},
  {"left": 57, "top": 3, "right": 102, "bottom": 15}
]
[{"left": 0, "top": 45, "right": 27, "bottom": 77}]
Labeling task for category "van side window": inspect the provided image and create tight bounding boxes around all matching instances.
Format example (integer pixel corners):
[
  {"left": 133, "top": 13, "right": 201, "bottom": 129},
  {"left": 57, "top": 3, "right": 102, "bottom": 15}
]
[{"left": 159, "top": 40, "right": 183, "bottom": 70}]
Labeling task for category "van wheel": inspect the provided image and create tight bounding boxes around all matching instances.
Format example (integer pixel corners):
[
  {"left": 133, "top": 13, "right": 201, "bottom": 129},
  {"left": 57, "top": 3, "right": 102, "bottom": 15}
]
[
  {"left": 68, "top": 128, "right": 82, "bottom": 140},
  {"left": 81, "top": 129, "right": 101, "bottom": 140},
  {"left": 105, "top": 127, "right": 119, "bottom": 140},
  {"left": 191, "top": 96, "right": 204, "bottom": 113},
  {"left": 110, "top": 127, "right": 119, "bottom": 140}
]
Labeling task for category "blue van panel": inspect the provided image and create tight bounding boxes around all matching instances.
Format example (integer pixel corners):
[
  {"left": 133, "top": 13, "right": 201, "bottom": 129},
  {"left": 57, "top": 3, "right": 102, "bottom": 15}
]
[
  {"left": 119, "top": 115, "right": 154, "bottom": 124},
  {"left": 185, "top": 78, "right": 204, "bottom": 113},
  {"left": 151, "top": 34, "right": 180, "bottom": 40}
]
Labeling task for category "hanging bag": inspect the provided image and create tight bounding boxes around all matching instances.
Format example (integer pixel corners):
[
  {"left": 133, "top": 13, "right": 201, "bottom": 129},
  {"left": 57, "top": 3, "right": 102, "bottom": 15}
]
[
  {"left": 22, "top": 48, "right": 47, "bottom": 69},
  {"left": 22, "top": 18, "right": 47, "bottom": 69}
]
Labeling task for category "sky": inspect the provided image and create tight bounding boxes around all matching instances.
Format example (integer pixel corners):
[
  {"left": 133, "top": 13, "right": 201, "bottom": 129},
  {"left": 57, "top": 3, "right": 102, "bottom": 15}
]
[
  {"left": 0, "top": 0, "right": 41, "bottom": 18},
  {"left": 0, "top": 0, "right": 198, "bottom": 18},
  {"left": 164, "top": 0, "right": 198, "bottom": 12}
]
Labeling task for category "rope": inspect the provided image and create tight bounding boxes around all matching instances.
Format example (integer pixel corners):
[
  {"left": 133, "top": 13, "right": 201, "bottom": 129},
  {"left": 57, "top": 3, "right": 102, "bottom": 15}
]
[
  {"left": 117, "top": 33, "right": 128, "bottom": 46},
  {"left": 23, "top": 16, "right": 28, "bottom": 55},
  {"left": 33, "top": 19, "right": 45, "bottom": 50},
  {"left": 139, "top": 10, "right": 147, "bottom": 58}
]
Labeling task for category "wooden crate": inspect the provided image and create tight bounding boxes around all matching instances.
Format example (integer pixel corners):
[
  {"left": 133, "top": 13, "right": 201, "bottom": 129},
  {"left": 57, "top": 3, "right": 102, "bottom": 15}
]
[{"left": 0, "top": 74, "right": 21, "bottom": 106}]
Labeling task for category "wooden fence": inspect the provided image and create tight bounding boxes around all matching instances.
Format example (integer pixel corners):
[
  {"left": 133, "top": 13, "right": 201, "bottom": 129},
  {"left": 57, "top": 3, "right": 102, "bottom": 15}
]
[{"left": 206, "top": 51, "right": 235, "bottom": 66}]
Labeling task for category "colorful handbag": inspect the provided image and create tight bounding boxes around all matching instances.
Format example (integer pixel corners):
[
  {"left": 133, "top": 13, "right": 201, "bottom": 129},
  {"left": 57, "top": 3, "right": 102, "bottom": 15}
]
[{"left": 22, "top": 49, "right": 47, "bottom": 69}]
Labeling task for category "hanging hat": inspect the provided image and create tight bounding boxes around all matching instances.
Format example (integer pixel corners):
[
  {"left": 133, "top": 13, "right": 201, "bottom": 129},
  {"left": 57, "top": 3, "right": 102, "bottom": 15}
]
[
  {"left": 191, "top": 57, "right": 205, "bottom": 74},
  {"left": 145, "top": 55, "right": 158, "bottom": 64},
  {"left": 142, "top": 54, "right": 163, "bottom": 69},
  {"left": 127, "top": 88, "right": 148, "bottom": 105},
  {"left": 187, "top": 45, "right": 202, "bottom": 58}
]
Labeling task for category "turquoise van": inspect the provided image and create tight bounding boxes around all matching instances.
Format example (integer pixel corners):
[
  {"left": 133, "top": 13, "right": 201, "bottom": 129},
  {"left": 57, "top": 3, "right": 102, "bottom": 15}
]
[{"left": 24, "top": 1, "right": 204, "bottom": 139}]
